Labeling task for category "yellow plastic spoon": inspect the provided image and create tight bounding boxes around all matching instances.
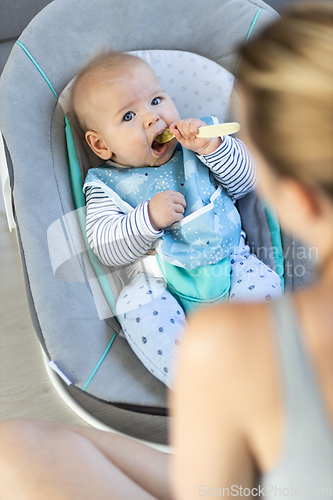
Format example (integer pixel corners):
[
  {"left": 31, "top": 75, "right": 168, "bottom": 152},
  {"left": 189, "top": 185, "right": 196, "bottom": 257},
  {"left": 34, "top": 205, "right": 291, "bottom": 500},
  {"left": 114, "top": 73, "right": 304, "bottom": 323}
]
[{"left": 155, "top": 122, "right": 241, "bottom": 143}]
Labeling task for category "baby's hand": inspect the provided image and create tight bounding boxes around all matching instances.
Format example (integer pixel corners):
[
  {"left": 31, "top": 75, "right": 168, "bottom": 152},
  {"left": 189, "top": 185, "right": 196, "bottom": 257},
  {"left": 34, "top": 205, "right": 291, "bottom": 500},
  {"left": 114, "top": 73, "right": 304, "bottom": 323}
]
[
  {"left": 169, "top": 118, "right": 222, "bottom": 155},
  {"left": 148, "top": 191, "right": 186, "bottom": 230}
]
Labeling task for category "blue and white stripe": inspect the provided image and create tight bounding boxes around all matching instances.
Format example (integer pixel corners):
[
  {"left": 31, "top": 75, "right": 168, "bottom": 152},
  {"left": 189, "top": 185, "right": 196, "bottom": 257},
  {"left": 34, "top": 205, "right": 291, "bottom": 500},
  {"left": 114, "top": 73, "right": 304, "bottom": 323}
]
[
  {"left": 85, "top": 191, "right": 162, "bottom": 266},
  {"left": 197, "top": 136, "right": 257, "bottom": 200}
]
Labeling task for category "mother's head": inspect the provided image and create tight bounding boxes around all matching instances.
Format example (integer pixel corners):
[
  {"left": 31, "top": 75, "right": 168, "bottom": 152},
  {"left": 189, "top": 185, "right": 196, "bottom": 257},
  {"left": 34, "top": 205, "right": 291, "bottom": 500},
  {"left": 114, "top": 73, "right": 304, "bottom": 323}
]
[{"left": 237, "top": 2, "right": 333, "bottom": 259}]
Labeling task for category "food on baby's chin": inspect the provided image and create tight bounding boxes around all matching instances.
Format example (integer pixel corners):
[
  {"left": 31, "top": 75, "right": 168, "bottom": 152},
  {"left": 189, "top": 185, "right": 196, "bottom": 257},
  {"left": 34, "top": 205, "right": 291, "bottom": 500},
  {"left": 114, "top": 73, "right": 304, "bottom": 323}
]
[{"left": 155, "top": 128, "right": 175, "bottom": 144}]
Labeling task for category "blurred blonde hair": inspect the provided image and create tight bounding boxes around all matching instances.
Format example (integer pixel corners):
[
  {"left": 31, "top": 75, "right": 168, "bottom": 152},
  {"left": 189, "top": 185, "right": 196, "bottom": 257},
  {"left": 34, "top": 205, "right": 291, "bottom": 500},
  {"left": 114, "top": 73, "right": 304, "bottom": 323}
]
[{"left": 237, "top": 2, "right": 333, "bottom": 198}]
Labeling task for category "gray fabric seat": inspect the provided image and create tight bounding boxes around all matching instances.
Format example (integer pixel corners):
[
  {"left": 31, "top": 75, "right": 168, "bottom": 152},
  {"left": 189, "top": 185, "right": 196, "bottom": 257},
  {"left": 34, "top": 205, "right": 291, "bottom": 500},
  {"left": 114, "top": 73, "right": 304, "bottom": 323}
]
[
  {"left": 0, "top": 0, "right": 316, "bottom": 443},
  {"left": 0, "top": 1, "right": 53, "bottom": 76}
]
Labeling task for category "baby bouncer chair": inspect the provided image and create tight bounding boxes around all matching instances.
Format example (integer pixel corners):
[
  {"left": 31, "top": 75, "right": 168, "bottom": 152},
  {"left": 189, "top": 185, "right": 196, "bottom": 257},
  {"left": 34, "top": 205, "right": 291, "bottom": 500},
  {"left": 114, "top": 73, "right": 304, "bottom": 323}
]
[{"left": 0, "top": 0, "right": 316, "bottom": 447}]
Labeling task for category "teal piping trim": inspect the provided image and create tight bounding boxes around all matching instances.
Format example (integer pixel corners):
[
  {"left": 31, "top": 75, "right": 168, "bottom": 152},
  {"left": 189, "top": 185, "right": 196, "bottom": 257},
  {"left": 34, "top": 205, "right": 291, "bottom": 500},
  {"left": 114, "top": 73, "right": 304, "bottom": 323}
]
[
  {"left": 16, "top": 41, "right": 58, "bottom": 99},
  {"left": 264, "top": 200, "right": 285, "bottom": 292},
  {"left": 15, "top": 44, "right": 118, "bottom": 314},
  {"left": 245, "top": 8, "right": 262, "bottom": 43},
  {"left": 65, "top": 117, "right": 118, "bottom": 315},
  {"left": 83, "top": 333, "right": 117, "bottom": 391},
  {"left": 16, "top": 41, "right": 119, "bottom": 384},
  {"left": 234, "top": 8, "right": 262, "bottom": 76}
]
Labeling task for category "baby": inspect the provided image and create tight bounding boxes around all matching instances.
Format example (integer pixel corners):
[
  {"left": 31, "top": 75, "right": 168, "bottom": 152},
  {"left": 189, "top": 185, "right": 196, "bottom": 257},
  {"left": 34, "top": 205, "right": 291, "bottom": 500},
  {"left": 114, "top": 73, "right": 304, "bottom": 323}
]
[{"left": 72, "top": 51, "right": 282, "bottom": 388}]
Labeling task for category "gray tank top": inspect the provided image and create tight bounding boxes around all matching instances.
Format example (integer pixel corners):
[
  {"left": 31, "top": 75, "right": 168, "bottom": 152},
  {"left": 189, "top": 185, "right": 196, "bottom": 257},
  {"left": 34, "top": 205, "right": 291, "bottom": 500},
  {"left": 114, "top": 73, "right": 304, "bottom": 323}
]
[{"left": 260, "top": 295, "right": 333, "bottom": 497}]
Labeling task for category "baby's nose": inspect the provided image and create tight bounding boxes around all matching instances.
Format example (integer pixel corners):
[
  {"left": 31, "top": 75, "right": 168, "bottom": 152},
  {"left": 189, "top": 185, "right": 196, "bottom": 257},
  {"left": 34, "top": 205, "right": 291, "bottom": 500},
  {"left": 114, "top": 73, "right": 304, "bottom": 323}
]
[{"left": 145, "top": 113, "right": 160, "bottom": 128}]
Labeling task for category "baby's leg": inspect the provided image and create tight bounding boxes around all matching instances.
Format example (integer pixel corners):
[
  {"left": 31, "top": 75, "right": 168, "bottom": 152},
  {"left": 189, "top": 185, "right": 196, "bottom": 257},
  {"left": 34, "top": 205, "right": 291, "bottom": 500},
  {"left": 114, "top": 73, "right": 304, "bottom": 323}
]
[
  {"left": 116, "top": 273, "right": 186, "bottom": 389},
  {"left": 228, "top": 239, "right": 282, "bottom": 303}
]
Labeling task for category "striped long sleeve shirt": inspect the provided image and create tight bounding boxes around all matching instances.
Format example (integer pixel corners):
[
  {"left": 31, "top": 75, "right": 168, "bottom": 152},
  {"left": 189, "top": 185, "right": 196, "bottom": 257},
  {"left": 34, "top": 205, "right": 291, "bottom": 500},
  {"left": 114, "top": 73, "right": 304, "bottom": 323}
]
[{"left": 84, "top": 136, "right": 257, "bottom": 267}]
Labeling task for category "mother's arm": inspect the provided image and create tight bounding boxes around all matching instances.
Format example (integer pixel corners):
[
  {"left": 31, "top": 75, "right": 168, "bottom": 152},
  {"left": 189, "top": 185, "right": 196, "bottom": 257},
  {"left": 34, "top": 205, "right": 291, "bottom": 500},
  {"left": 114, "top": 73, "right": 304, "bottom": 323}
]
[{"left": 169, "top": 302, "right": 277, "bottom": 500}]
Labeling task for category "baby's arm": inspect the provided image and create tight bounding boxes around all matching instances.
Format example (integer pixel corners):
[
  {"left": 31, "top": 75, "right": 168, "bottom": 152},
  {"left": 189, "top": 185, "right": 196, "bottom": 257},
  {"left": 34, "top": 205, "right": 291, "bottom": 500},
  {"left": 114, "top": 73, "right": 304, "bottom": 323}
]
[
  {"left": 170, "top": 118, "right": 257, "bottom": 200},
  {"left": 197, "top": 135, "right": 258, "bottom": 200},
  {"left": 85, "top": 186, "right": 186, "bottom": 266},
  {"left": 85, "top": 185, "right": 163, "bottom": 266}
]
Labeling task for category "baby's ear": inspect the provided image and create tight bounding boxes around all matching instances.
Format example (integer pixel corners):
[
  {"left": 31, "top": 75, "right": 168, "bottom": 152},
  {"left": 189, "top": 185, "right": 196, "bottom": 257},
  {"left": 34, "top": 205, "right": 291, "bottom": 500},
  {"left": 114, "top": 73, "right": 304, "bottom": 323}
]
[{"left": 85, "top": 131, "right": 113, "bottom": 160}]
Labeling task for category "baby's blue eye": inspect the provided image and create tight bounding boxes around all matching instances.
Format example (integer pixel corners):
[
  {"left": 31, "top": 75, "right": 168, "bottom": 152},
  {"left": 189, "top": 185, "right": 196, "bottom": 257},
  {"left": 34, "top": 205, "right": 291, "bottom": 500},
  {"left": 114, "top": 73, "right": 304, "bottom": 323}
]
[
  {"left": 123, "top": 111, "right": 135, "bottom": 122},
  {"left": 151, "top": 97, "right": 161, "bottom": 106}
]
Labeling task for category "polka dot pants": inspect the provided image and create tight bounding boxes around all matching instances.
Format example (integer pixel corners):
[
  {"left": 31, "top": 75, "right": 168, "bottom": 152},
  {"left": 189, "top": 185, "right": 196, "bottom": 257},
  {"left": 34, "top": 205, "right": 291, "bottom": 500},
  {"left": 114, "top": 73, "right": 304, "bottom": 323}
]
[
  {"left": 116, "top": 273, "right": 186, "bottom": 389},
  {"left": 228, "top": 237, "right": 282, "bottom": 303},
  {"left": 116, "top": 240, "right": 282, "bottom": 389}
]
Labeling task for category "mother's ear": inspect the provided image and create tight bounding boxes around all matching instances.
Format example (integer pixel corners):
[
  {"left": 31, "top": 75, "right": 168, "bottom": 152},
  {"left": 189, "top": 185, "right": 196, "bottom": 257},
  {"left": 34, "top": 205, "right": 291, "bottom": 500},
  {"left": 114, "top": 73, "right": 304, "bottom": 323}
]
[
  {"left": 85, "top": 130, "right": 113, "bottom": 160},
  {"left": 276, "top": 176, "right": 330, "bottom": 248},
  {"left": 282, "top": 177, "right": 322, "bottom": 220}
]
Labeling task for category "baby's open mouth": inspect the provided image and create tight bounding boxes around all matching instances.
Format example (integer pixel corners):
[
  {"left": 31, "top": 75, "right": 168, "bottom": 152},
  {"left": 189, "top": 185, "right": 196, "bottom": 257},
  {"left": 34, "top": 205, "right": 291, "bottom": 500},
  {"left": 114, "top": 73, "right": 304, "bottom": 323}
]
[
  {"left": 151, "top": 139, "right": 166, "bottom": 152},
  {"left": 152, "top": 129, "right": 174, "bottom": 153},
  {"left": 151, "top": 140, "right": 164, "bottom": 151}
]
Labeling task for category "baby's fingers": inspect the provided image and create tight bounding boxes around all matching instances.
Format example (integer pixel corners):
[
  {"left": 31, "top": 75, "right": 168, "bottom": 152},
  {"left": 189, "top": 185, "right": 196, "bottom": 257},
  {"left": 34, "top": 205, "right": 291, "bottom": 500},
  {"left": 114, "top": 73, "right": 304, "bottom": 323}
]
[
  {"left": 188, "top": 119, "right": 203, "bottom": 138},
  {"left": 171, "top": 212, "right": 185, "bottom": 223},
  {"left": 177, "top": 119, "right": 193, "bottom": 139},
  {"left": 172, "top": 191, "right": 186, "bottom": 209},
  {"left": 174, "top": 202, "right": 185, "bottom": 216},
  {"left": 172, "top": 118, "right": 204, "bottom": 140},
  {"left": 169, "top": 123, "right": 183, "bottom": 143}
]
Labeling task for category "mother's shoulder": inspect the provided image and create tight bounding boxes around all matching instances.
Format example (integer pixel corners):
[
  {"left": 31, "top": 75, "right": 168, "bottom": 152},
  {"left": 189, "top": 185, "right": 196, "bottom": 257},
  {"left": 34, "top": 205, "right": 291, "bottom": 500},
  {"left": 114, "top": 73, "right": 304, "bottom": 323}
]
[{"left": 179, "top": 300, "right": 281, "bottom": 450}]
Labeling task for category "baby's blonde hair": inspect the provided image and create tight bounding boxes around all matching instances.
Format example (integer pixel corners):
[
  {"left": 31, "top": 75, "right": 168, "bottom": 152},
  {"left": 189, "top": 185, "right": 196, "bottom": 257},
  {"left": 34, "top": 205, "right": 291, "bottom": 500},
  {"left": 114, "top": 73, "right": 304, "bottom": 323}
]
[
  {"left": 238, "top": 2, "right": 333, "bottom": 198},
  {"left": 72, "top": 50, "right": 144, "bottom": 132}
]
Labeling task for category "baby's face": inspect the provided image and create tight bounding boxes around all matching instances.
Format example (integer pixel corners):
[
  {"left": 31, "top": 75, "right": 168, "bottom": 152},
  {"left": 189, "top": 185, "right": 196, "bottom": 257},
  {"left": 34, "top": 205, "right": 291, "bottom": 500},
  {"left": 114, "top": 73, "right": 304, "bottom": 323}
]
[{"left": 86, "top": 62, "right": 180, "bottom": 167}]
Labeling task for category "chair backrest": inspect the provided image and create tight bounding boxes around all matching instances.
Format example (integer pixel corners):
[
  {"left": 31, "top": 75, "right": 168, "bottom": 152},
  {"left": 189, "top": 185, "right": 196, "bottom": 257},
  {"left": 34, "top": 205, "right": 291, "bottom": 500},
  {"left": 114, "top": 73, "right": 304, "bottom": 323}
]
[{"left": 0, "top": 0, "right": 282, "bottom": 412}]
